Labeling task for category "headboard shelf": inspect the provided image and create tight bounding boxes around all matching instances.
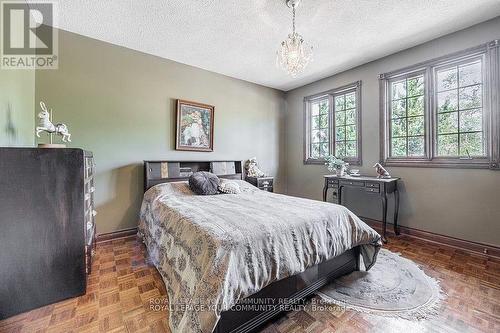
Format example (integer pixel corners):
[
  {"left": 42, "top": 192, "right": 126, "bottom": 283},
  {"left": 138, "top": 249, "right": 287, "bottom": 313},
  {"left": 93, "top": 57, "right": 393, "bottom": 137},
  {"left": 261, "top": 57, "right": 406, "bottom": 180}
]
[{"left": 144, "top": 160, "right": 243, "bottom": 192}]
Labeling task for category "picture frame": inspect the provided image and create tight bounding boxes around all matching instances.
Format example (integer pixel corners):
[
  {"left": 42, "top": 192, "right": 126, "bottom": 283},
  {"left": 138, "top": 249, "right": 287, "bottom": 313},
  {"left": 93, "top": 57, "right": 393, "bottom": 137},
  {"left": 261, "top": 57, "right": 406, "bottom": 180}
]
[{"left": 175, "top": 99, "right": 214, "bottom": 152}]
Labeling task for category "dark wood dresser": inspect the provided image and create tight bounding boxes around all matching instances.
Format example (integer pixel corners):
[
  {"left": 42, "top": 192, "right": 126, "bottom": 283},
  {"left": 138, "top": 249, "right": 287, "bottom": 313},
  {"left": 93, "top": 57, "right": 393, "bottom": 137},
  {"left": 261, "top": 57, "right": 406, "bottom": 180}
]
[
  {"left": 0, "top": 148, "right": 96, "bottom": 319},
  {"left": 245, "top": 176, "right": 274, "bottom": 192}
]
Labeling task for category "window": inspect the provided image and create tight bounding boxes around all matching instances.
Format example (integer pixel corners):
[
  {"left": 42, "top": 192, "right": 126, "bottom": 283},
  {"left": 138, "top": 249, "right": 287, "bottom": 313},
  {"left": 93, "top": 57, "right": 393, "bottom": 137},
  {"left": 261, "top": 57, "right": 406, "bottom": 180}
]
[
  {"left": 310, "top": 98, "right": 330, "bottom": 159},
  {"left": 304, "top": 81, "right": 362, "bottom": 165},
  {"left": 380, "top": 40, "right": 500, "bottom": 169},
  {"left": 334, "top": 90, "right": 359, "bottom": 159},
  {"left": 389, "top": 74, "right": 426, "bottom": 157},
  {"left": 435, "top": 60, "right": 485, "bottom": 157}
]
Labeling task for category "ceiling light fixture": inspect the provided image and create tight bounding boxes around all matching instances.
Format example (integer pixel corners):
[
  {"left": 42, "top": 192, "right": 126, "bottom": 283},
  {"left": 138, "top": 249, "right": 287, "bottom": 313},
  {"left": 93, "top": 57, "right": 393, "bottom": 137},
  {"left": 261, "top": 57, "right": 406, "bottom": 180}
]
[{"left": 276, "top": 0, "right": 313, "bottom": 78}]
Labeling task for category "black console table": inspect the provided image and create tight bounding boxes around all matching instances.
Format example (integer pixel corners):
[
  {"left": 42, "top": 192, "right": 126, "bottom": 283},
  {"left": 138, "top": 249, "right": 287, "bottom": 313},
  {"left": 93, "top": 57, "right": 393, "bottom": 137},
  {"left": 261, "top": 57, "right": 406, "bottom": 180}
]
[{"left": 323, "top": 175, "right": 400, "bottom": 243}]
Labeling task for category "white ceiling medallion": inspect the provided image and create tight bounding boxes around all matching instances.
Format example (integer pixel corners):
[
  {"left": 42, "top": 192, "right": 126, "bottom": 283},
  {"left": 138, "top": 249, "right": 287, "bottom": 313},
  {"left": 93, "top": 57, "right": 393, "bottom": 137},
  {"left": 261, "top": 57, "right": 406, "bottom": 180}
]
[{"left": 276, "top": 0, "right": 313, "bottom": 78}]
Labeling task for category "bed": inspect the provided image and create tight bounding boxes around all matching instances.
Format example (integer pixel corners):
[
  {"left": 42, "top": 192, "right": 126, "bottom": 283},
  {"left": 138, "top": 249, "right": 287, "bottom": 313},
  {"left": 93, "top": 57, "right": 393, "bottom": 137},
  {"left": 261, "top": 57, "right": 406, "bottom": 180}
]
[{"left": 139, "top": 160, "right": 382, "bottom": 333}]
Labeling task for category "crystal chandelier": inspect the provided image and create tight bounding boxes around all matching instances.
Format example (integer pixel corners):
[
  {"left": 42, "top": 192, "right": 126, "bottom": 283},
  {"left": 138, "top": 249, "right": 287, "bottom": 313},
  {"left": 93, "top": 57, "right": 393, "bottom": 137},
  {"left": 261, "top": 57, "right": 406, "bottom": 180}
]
[{"left": 276, "top": 0, "right": 313, "bottom": 77}]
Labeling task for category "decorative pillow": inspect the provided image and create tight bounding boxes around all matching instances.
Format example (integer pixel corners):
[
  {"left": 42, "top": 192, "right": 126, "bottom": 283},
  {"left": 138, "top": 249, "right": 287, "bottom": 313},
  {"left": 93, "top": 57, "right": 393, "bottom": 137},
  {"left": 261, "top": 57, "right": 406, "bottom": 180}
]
[
  {"left": 218, "top": 180, "right": 241, "bottom": 194},
  {"left": 189, "top": 171, "right": 220, "bottom": 195}
]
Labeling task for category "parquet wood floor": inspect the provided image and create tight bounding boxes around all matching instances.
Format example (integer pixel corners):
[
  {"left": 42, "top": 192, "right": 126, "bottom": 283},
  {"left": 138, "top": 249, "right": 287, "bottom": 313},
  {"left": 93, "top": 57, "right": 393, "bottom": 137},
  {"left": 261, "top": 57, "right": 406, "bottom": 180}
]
[{"left": 1, "top": 234, "right": 499, "bottom": 333}]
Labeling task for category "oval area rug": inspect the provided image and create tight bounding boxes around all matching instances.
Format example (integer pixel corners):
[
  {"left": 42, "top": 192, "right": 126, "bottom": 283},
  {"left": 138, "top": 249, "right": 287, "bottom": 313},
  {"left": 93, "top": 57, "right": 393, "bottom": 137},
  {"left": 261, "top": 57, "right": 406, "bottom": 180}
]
[{"left": 316, "top": 249, "right": 445, "bottom": 320}]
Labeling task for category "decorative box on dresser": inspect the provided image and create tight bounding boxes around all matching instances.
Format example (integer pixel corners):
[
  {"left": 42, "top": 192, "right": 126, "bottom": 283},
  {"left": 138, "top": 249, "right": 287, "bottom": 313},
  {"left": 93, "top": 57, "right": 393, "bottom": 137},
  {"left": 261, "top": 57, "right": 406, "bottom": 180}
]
[
  {"left": 0, "top": 148, "right": 96, "bottom": 319},
  {"left": 245, "top": 176, "right": 274, "bottom": 192}
]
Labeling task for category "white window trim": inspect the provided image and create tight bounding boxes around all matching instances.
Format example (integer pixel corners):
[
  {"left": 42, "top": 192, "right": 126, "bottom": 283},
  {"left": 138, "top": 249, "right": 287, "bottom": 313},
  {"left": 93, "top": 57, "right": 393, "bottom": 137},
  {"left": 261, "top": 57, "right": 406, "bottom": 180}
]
[
  {"left": 304, "top": 81, "right": 362, "bottom": 165},
  {"left": 379, "top": 40, "right": 500, "bottom": 169}
]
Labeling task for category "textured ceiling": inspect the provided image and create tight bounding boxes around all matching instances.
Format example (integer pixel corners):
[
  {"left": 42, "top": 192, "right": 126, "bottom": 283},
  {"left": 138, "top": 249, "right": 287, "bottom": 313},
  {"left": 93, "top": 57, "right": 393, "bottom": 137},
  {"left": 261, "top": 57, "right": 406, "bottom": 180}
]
[{"left": 53, "top": 0, "right": 500, "bottom": 91}]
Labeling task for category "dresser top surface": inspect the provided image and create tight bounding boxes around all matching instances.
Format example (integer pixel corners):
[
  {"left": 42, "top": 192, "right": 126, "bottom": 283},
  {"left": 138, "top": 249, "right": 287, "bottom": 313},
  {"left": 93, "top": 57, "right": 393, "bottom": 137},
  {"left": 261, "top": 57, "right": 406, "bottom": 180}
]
[
  {"left": 324, "top": 175, "right": 399, "bottom": 182},
  {"left": 245, "top": 176, "right": 273, "bottom": 180}
]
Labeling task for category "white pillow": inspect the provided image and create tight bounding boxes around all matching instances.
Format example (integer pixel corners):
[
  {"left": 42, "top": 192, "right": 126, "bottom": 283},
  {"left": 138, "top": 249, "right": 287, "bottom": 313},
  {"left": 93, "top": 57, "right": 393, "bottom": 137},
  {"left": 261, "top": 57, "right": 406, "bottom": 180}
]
[{"left": 218, "top": 180, "right": 241, "bottom": 194}]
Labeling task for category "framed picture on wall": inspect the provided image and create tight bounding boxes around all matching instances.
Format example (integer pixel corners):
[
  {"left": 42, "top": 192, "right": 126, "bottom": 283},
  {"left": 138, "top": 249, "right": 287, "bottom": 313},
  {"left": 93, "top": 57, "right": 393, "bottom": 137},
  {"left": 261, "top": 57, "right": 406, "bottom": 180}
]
[{"left": 176, "top": 99, "right": 214, "bottom": 152}]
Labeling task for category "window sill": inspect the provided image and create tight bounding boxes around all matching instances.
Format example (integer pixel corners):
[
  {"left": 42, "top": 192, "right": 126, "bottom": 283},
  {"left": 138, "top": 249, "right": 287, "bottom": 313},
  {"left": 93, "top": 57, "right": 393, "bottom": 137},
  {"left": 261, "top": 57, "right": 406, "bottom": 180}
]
[
  {"left": 343, "top": 158, "right": 362, "bottom": 166},
  {"left": 382, "top": 158, "right": 497, "bottom": 169},
  {"left": 304, "top": 158, "right": 326, "bottom": 165},
  {"left": 304, "top": 158, "right": 362, "bottom": 166}
]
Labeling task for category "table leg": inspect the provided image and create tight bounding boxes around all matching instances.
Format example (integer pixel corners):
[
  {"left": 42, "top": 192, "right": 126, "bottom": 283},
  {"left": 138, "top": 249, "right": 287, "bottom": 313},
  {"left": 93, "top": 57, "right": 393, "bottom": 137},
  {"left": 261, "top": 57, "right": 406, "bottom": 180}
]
[
  {"left": 381, "top": 191, "right": 388, "bottom": 243},
  {"left": 394, "top": 188, "right": 400, "bottom": 235},
  {"left": 338, "top": 186, "right": 343, "bottom": 205},
  {"left": 323, "top": 184, "right": 328, "bottom": 202}
]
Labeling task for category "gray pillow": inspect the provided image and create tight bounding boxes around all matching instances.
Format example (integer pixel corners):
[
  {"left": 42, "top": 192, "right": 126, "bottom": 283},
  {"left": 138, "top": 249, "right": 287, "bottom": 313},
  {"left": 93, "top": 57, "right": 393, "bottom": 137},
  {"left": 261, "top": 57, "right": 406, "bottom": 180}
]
[{"left": 189, "top": 171, "right": 220, "bottom": 195}]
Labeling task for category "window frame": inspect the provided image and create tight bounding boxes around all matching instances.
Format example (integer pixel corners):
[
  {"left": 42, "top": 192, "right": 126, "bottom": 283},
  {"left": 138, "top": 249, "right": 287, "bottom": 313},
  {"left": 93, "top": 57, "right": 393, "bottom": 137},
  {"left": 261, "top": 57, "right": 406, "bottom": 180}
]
[
  {"left": 385, "top": 69, "right": 430, "bottom": 161},
  {"left": 304, "top": 81, "right": 362, "bottom": 165},
  {"left": 305, "top": 96, "right": 331, "bottom": 161},
  {"left": 432, "top": 55, "right": 488, "bottom": 160},
  {"left": 379, "top": 40, "right": 500, "bottom": 169}
]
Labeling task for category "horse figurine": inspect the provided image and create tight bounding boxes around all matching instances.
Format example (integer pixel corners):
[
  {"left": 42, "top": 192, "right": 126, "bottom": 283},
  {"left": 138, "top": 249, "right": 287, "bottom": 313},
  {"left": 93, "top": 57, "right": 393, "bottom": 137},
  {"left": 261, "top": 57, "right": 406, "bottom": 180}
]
[
  {"left": 373, "top": 163, "right": 391, "bottom": 179},
  {"left": 35, "top": 101, "right": 71, "bottom": 142}
]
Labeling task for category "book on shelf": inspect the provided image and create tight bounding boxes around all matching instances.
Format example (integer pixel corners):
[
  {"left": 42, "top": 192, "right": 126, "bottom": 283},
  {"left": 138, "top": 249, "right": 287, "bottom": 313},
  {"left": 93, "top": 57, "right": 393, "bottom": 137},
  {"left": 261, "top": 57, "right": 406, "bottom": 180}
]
[
  {"left": 211, "top": 162, "right": 235, "bottom": 175},
  {"left": 179, "top": 167, "right": 193, "bottom": 177}
]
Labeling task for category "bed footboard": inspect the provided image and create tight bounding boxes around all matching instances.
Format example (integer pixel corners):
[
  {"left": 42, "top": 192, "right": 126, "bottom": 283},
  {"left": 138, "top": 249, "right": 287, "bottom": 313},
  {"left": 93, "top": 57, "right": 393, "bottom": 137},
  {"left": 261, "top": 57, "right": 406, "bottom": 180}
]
[{"left": 214, "top": 246, "right": 360, "bottom": 333}]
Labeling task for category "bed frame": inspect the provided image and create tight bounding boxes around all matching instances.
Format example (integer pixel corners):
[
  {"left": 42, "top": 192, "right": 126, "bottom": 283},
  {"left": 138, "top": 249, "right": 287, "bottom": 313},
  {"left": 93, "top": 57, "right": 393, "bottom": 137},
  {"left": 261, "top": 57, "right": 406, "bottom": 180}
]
[
  {"left": 143, "top": 160, "right": 361, "bottom": 333},
  {"left": 144, "top": 160, "right": 244, "bottom": 191}
]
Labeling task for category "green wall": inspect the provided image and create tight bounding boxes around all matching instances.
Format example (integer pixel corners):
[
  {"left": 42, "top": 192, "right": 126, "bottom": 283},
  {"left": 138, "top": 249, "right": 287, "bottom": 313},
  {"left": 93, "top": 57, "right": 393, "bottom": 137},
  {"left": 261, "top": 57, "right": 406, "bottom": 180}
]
[
  {"left": 0, "top": 69, "right": 35, "bottom": 146},
  {"left": 35, "top": 29, "right": 286, "bottom": 233}
]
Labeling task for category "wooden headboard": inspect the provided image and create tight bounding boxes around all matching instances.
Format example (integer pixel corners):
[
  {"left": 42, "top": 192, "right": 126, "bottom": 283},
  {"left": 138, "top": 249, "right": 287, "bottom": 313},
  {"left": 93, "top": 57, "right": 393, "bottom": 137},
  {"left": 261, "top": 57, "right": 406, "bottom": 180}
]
[{"left": 143, "top": 160, "right": 243, "bottom": 192}]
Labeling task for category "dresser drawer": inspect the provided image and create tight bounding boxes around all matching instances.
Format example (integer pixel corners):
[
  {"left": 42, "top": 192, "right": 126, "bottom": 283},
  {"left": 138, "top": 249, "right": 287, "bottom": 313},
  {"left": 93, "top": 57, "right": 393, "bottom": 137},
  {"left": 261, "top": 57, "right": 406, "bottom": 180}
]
[
  {"left": 365, "top": 187, "right": 380, "bottom": 193},
  {"left": 85, "top": 244, "right": 95, "bottom": 274},
  {"left": 366, "top": 182, "right": 380, "bottom": 189},
  {"left": 339, "top": 180, "right": 365, "bottom": 187},
  {"left": 84, "top": 156, "right": 95, "bottom": 179},
  {"left": 258, "top": 179, "right": 273, "bottom": 187},
  {"left": 84, "top": 199, "right": 92, "bottom": 211},
  {"left": 327, "top": 179, "right": 339, "bottom": 185},
  {"left": 85, "top": 165, "right": 94, "bottom": 178},
  {"left": 246, "top": 176, "right": 274, "bottom": 192},
  {"left": 260, "top": 186, "right": 273, "bottom": 192},
  {"left": 86, "top": 222, "right": 95, "bottom": 246}
]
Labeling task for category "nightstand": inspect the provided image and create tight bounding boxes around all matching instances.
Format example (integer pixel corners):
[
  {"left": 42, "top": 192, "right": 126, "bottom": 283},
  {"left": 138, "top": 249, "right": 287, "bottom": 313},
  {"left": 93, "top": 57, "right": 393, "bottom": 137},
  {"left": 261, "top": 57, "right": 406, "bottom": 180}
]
[{"left": 245, "top": 176, "right": 274, "bottom": 192}]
